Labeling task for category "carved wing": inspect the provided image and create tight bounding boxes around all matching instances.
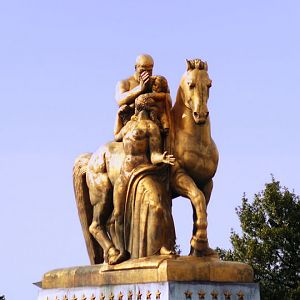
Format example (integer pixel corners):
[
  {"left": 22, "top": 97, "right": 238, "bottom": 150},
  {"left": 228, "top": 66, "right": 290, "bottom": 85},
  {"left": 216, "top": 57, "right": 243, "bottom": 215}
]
[{"left": 73, "top": 153, "right": 104, "bottom": 264}]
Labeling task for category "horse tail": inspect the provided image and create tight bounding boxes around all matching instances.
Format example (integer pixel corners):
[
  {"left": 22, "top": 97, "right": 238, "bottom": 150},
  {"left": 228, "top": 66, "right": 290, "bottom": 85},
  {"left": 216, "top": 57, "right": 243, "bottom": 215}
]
[{"left": 73, "top": 153, "right": 104, "bottom": 264}]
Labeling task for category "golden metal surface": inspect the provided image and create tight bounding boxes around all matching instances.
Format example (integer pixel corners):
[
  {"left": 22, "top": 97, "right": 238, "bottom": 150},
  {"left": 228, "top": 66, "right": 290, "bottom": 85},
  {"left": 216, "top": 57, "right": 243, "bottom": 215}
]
[
  {"left": 211, "top": 290, "right": 219, "bottom": 299},
  {"left": 155, "top": 291, "right": 161, "bottom": 299},
  {"left": 137, "top": 291, "right": 142, "bottom": 300},
  {"left": 224, "top": 290, "right": 232, "bottom": 299},
  {"left": 198, "top": 290, "right": 206, "bottom": 299},
  {"left": 99, "top": 293, "right": 105, "bottom": 300},
  {"left": 73, "top": 57, "right": 218, "bottom": 266},
  {"left": 237, "top": 291, "right": 245, "bottom": 300},
  {"left": 108, "top": 292, "right": 114, "bottom": 300},
  {"left": 117, "top": 292, "right": 123, "bottom": 300},
  {"left": 127, "top": 291, "right": 133, "bottom": 300},
  {"left": 41, "top": 256, "right": 253, "bottom": 289},
  {"left": 146, "top": 291, "right": 151, "bottom": 299},
  {"left": 184, "top": 290, "right": 192, "bottom": 299},
  {"left": 39, "top": 55, "right": 256, "bottom": 292}
]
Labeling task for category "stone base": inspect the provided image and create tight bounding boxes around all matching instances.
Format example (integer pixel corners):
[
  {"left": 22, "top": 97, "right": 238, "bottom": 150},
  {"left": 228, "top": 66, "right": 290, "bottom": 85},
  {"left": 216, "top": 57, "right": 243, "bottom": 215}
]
[
  {"left": 40, "top": 255, "right": 254, "bottom": 288},
  {"left": 38, "top": 282, "right": 260, "bottom": 300},
  {"left": 37, "top": 256, "right": 260, "bottom": 299}
]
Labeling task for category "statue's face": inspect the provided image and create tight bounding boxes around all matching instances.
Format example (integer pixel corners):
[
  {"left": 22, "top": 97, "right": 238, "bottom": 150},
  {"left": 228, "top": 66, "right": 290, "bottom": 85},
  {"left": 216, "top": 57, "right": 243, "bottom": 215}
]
[
  {"left": 152, "top": 78, "right": 162, "bottom": 92},
  {"left": 135, "top": 56, "right": 154, "bottom": 79}
]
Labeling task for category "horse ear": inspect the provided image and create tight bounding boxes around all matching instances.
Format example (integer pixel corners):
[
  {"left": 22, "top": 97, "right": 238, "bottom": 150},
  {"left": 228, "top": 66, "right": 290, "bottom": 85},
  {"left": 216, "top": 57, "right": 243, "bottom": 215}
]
[
  {"left": 204, "top": 61, "right": 208, "bottom": 71},
  {"left": 186, "top": 59, "right": 193, "bottom": 71}
]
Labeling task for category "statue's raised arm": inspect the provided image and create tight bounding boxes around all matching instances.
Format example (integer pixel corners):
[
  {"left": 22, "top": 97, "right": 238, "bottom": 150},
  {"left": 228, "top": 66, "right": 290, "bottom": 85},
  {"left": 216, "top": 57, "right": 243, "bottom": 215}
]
[
  {"left": 113, "top": 54, "right": 154, "bottom": 135},
  {"left": 115, "top": 54, "right": 153, "bottom": 106}
]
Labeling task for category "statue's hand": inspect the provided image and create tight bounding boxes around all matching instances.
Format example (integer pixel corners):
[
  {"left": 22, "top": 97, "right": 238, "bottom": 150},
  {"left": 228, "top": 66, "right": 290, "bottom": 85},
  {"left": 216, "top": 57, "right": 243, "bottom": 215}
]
[
  {"left": 162, "top": 151, "right": 176, "bottom": 166},
  {"left": 140, "top": 71, "right": 150, "bottom": 91},
  {"left": 118, "top": 105, "right": 128, "bottom": 115}
]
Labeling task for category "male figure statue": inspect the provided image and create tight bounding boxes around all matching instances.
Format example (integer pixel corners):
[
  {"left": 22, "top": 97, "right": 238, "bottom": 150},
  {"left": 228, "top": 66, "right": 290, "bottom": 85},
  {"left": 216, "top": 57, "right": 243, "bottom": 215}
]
[{"left": 114, "top": 54, "right": 154, "bottom": 135}]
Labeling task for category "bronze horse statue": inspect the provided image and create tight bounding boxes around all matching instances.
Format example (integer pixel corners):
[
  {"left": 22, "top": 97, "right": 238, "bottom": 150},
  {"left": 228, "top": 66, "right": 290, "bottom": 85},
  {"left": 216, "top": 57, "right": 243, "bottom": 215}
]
[
  {"left": 73, "top": 59, "right": 219, "bottom": 264},
  {"left": 169, "top": 59, "right": 219, "bottom": 255}
]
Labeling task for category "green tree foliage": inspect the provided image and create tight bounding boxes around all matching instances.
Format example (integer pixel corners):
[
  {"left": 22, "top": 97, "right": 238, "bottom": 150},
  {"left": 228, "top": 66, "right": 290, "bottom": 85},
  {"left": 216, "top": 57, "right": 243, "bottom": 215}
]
[{"left": 217, "top": 177, "right": 300, "bottom": 300}]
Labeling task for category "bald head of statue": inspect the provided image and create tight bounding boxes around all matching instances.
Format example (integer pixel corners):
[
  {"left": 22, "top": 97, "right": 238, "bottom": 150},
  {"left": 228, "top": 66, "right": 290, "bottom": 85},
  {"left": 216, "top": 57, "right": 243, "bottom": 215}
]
[{"left": 135, "top": 54, "right": 154, "bottom": 79}]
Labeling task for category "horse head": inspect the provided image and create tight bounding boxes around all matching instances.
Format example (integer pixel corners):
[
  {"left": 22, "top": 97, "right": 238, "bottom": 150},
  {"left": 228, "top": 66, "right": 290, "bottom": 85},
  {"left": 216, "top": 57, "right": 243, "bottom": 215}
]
[{"left": 181, "top": 59, "right": 212, "bottom": 124}]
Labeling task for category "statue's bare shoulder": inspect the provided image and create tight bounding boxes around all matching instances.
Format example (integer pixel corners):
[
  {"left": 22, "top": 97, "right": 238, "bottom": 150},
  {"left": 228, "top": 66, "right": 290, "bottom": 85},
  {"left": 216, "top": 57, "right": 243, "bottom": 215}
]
[{"left": 116, "top": 76, "right": 139, "bottom": 93}]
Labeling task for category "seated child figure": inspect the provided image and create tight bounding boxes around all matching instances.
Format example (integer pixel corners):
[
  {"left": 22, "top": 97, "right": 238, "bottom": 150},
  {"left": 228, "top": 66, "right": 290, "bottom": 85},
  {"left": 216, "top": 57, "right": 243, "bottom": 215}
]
[
  {"left": 114, "top": 75, "right": 172, "bottom": 139},
  {"left": 135, "top": 75, "right": 172, "bottom": 134}
]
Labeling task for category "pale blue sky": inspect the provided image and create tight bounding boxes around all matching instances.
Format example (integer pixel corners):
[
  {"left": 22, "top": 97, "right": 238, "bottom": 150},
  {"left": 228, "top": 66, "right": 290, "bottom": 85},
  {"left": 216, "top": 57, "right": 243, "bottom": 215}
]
[{"left": 1, "top": 1, "right": 300, "bottom": 299}]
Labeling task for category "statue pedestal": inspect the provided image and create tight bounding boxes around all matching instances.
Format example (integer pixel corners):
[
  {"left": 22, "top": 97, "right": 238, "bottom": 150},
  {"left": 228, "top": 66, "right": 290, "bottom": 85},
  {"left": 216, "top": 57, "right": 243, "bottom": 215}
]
[{"left": 37, "top": 256, "right": 260, "bottom": 299}]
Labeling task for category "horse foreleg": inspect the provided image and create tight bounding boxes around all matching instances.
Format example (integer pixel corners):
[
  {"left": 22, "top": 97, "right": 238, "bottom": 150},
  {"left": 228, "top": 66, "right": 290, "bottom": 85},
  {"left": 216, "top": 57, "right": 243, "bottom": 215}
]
[
  {"left": 190, "top": 179, "right": 213, "bottom": 236},
  {"left": 202, "top": 179, "right": 213, "bottom": 206},
  {"left": 172, "top": 169, "right": 209, "bottom": 253}
]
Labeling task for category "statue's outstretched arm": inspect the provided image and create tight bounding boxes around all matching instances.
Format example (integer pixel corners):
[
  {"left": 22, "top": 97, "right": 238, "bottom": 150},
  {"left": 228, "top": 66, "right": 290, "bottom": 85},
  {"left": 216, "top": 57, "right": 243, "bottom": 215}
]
[{"left": 148, "top": 123, "right": 175, "bottom": 166}]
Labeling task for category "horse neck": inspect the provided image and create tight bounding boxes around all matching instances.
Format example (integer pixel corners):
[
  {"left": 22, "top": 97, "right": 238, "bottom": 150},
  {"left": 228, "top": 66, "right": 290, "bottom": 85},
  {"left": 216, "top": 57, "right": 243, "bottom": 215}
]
[{"left": 171, "top": 86, "right": 212, "bottom": 146}]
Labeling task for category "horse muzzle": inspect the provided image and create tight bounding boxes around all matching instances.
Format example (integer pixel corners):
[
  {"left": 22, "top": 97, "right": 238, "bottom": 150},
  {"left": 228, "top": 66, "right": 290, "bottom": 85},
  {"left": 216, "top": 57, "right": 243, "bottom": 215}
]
[{"left": 193, "top": 111, "right": 209, "bottom": 124}]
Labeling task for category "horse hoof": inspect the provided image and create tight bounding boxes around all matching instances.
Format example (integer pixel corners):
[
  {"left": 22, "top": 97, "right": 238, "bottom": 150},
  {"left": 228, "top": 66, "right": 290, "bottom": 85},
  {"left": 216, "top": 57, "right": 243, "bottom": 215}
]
[
  {"left": 159, "top": 246, "right": 176, "bottom": 255},
  {"left": 190, "top": 237, "right": 208, "bottom": 251},
  {"left": 107, "top": 247, "right": 120, "bottom": 265},
  {"left": 109, "top": 251, "right": 130, "bottom": 265},
  {"left": 189, "top": 246, "right": 219, "bottom": 258}
]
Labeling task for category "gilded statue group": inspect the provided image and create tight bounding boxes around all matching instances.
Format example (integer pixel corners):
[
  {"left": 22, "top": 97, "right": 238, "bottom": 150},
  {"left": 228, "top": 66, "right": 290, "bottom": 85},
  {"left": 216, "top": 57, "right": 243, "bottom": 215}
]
[{"left": 73, "top": 54, "right": 219, "bottom": 265}]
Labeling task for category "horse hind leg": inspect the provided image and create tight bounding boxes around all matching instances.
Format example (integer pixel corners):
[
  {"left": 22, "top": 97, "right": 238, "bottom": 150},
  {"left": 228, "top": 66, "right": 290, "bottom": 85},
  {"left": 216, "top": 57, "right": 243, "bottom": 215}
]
[
  {"left": 87, "top": 152, "right": 119, "bottom": 262},
  {"left": 89, "top": 204, "right": 119, "bottom": 263}
]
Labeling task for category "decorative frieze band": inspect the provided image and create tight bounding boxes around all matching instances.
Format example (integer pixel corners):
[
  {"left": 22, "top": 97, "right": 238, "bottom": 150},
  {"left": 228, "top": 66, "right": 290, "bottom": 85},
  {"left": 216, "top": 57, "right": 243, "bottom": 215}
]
[
  {"left": 44, "top": 290, "right": 163, "bottom": 300},
  {"left": 45, "top": 289, "right": 245, "bottom": 300}
]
